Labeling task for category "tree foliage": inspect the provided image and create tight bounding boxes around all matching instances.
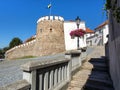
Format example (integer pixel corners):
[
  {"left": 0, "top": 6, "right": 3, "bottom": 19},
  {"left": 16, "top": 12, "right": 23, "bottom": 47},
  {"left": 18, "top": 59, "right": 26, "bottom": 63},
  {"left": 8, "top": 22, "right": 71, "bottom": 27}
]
[
  {"left": 9, "top": 37, "right": 23, "bottom": 49},
  {"left": 0, "top": 47, "right": 9, "bottom": 58},
  {"left": 0, "top": 37, "right": 23, "bottom": 58},
  {"left": 0, "top": 49, "right": 4, "bottom": 58},
  {"left": 105, "top": 0, "right": 120, "bottom": 23}
]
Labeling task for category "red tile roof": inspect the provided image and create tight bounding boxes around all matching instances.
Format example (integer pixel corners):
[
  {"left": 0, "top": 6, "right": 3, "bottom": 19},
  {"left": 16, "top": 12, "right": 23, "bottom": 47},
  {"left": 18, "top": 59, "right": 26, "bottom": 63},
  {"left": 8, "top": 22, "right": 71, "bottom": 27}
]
[
  {"left": 24, "top": 35, "right": 36, "bottom": 43},
  {"left": 86, "top": 28, "right": 94, "bottom": 33},
  {"left": 95, "top": 20, "right": 109, "bottom": 30}
]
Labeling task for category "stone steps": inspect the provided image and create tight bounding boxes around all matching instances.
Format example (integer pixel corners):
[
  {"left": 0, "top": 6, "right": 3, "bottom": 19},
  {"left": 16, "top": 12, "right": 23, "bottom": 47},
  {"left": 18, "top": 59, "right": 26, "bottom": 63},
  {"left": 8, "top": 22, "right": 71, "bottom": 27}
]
[
  {"left": 67, "top": 60, "right": 114, "bottom": 90},
  {"left": 83, "top": 83, "right": 114, "bottom": 90},
  {"left": 89, "top": 58, "right": 107, "bottom": 63},
  {"left": 88, "top": 77, "right": 113, "bottom": 87},
  {"left": 92, "top": 63, "right": 108, "bottom": 72},
  {"left": 82, "top": 60, "right": 108, "bottom": 72},
  {"left": 66, "top": 46, "right": 114, "bottom": 90},
  {"left": 83, "top": 58, "right": 114, "bottom": 90},
  {"left": 89, "top": 73, "right": 111, "bottom": 80},
  {"left": 92, "top": 66, "right": 108, "bottom": 72}
]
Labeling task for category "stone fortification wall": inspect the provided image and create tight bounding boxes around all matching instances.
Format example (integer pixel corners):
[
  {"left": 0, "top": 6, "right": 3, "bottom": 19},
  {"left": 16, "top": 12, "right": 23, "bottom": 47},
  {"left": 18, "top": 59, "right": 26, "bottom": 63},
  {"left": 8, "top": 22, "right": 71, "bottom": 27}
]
[
  {"left": 34, "top": 16, "right": 65, "bottom": 56},
  {"left": 108, "top": 0, "right": 120, "bottom": 89},
  {"left": 6, "top": 40, "right": 36, "bottom": 59},
  {"left": 5, "top": 16, "right": 65, "bottom": 59}
]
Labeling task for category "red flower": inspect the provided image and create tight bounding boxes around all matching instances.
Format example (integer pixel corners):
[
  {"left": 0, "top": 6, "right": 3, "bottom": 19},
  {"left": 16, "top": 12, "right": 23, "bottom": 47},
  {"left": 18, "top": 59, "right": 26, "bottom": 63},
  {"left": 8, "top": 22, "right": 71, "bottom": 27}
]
[{"left": 70, "top": 29, "right": 86, "bottom": 37}]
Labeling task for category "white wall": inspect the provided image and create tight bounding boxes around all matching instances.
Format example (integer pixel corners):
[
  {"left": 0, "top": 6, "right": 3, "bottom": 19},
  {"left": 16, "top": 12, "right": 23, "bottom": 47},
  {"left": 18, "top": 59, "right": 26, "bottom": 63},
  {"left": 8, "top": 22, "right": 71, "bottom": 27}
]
[
  {"left": 86, "top": 33, "right": 94, "bottom": 38},
  {"left": 64, "top": 21, "right": 86, "bottom": 50},
  {"left": 86, "top": 31, "right": 103, "bottom": 46},
  {"left": 103, "top": 25, "right": 109, "bottom": 44},
  {"left": 95, "top": 24, "right": 109, "bottom": 45},
  {"left": 86, "top": 21, "right": 109, "bottom": 47},
  {"left": 86, "top": 36, "right": 95, "bottom": 46}
]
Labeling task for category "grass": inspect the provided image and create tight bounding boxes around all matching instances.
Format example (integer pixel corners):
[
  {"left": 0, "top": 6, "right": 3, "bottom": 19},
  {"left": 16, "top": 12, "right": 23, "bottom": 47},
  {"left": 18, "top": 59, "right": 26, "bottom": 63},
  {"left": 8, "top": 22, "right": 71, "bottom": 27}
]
[{"left": 15, "top": 56, "right": 36, "bottom": 60}]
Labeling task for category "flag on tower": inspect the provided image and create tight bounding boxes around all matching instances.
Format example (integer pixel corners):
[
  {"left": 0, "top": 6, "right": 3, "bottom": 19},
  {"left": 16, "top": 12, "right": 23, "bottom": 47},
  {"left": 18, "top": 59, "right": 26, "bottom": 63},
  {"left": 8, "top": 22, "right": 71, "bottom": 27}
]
[{"left": 48, "top": 3, "right": 51, "bottom": 9}]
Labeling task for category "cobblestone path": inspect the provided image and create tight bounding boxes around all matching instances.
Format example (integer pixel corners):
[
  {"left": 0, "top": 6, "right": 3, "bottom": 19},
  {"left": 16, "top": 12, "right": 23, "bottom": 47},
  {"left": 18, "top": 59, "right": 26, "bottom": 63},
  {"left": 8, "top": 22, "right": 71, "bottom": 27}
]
[
  {"left": 0, "top": 53, "right": 65, "bottom": 87},
  {"left": 0, "top": 47, "right": 93, "bottom": 87}
]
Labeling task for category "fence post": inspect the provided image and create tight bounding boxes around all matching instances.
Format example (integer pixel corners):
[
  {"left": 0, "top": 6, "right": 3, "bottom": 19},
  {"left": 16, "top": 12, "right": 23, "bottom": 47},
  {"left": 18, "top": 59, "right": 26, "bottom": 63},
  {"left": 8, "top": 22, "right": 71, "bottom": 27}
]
[{"left": 22, "top": 70, "right": 36, "bottom": 90}]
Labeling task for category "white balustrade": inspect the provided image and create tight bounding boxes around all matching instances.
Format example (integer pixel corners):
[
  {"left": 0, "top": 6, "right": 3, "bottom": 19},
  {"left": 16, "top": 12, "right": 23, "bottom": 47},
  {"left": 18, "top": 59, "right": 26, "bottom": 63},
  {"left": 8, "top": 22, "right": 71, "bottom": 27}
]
[
  {"left": 21, "top": 58, "right": 70, "bottom": 90},
  {"left": 4, "top": 49, "right": 87, "bottom": 90}
]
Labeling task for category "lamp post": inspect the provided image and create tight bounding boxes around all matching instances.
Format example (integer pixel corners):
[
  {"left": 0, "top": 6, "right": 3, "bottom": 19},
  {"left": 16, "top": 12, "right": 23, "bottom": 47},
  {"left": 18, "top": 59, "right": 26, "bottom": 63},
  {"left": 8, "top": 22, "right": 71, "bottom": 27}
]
[{"left": 75, "top": 16, "right": 81, "bottom": 49}]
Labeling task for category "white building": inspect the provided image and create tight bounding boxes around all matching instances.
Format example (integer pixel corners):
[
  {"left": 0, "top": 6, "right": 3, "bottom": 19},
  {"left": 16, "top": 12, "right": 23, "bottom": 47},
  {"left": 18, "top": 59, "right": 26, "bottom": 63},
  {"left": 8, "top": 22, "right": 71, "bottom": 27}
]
[
  {"left": 85, "top": 28, "right": 94, "bottom": 38},
  {"left": 95, "top": 20, "right": 109, "bottom": 45},
  {"left": 85, "top": 28, "right": 94, "bottom": 46},
  {"left": 6, "top": 16, "right": 87, "bottom": 59},
  {"left": 86, "top": 20, "right": 109, "bottom": 46},
  {"left": 23, "top": 18, "right": 87, "bottom": 51},
  {"left": 64, "top": 21, "right": 86, "bottom": 50}
]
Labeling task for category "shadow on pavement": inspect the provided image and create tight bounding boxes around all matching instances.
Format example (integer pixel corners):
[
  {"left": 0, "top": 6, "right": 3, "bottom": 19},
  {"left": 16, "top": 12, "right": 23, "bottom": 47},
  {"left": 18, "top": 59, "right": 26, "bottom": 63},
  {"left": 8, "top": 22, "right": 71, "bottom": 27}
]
[{"left": 82, "top": 57, "right": 114, "bottom": 90}]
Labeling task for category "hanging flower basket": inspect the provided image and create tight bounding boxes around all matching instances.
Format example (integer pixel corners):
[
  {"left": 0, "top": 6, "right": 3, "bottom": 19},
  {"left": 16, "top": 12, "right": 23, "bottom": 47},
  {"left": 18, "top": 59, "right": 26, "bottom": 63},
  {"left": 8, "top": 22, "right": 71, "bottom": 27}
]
[
  {"left": 70, "top": 29, "right": 86, "bottom": 38},
  {"left": 71, "top": 35, "right": 75, "bottom": 39}
]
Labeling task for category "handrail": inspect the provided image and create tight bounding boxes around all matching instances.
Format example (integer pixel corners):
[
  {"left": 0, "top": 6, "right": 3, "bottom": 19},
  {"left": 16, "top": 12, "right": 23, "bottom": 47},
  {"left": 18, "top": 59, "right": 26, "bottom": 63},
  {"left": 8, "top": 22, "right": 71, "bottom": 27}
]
[{"left": 21, "top": 58, "right": 70, "bottom": 72}]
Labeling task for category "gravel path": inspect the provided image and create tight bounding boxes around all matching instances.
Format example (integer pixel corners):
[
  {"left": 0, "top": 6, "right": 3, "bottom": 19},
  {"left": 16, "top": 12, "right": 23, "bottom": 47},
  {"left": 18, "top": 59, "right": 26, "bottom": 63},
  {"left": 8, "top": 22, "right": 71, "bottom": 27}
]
[{"left": 0, "top": 47, "right": 94, "bottom": 87}]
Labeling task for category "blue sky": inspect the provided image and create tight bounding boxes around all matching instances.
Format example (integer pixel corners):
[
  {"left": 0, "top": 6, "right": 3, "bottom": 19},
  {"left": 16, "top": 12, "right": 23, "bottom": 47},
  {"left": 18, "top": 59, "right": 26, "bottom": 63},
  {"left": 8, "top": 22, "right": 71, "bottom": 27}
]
[{"left": 0, "top": 0, "right": 106, "bottom": 48}]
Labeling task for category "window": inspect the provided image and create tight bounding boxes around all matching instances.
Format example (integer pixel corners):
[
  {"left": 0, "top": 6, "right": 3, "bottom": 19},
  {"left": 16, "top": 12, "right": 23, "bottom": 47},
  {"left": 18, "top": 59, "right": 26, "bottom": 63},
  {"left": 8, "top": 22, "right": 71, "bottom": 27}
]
[
  {"left": 40, "top": 29, "right": 42, "bottom": 33},
  {"left": 50, "top": 28, "right": 52, "bottom": 32}
]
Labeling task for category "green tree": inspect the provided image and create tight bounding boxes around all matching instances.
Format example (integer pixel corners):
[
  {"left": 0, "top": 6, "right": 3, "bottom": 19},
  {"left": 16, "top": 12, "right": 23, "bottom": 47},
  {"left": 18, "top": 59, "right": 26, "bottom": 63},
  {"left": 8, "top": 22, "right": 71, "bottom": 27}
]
[
  {"left": 3, "top": 47, "right": 9, "bottom": 58},
  {"left": 0, "top": 49, "right": 3, "bottom": 58},
  {"left": 0, "top": 47, "right": 10, "bottom": 58},
  {"left": 9, "top": 37, "right": 23, "bottom": 49}
]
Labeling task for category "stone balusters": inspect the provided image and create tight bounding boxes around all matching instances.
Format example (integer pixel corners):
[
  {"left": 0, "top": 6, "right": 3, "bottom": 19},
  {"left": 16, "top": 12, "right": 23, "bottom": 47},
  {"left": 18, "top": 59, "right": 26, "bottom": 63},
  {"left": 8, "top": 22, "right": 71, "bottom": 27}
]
[{"left": 21, "top": 58, "right": 70, "bottom": 90}]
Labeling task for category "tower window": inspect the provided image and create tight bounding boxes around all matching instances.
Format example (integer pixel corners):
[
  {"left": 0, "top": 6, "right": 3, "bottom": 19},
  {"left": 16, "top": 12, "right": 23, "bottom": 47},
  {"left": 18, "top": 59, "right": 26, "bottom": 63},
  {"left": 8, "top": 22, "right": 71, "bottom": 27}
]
[
  {"left": 40, "top": 29, "right": 42, "bottom": 33},
  {"left": 50, "top": 28, "right": 52, "bottom": 32}
]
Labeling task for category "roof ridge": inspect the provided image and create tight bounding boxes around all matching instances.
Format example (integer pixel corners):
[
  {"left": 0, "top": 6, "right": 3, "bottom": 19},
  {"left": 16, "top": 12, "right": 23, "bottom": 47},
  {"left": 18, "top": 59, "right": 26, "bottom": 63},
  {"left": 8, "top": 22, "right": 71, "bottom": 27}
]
[{"left": 95, "top": 20, "right": 109, "bottom": 30}]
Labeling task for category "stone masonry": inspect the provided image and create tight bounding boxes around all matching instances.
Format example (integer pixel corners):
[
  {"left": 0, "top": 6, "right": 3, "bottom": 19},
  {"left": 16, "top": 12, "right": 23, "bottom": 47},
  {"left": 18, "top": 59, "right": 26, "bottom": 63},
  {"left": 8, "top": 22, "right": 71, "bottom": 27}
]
[
  {"left": 5, "top": 40, "right": 36, "bottom": 59},
  {"left": 5, "top": 16, "right": 65, "bottom": 59},
  {"left": 34, "top": 16, "right": 65, "bottom": 56}
]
